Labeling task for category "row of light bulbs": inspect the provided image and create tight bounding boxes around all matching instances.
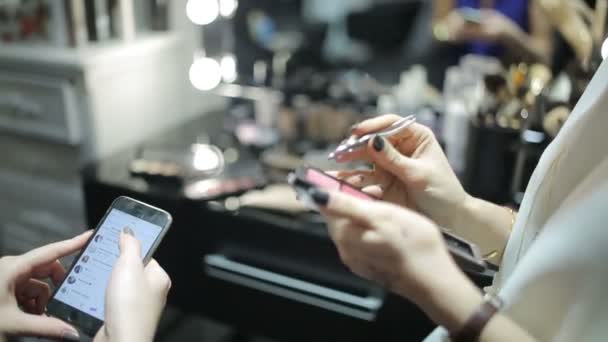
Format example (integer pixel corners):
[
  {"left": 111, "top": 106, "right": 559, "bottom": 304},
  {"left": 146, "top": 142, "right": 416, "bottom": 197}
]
[
  {"left": 186, "top": 0, "right": 238, "bottom": 25},
  {"left": 187, "top": 0, "right": 239, "bottom": 90}
]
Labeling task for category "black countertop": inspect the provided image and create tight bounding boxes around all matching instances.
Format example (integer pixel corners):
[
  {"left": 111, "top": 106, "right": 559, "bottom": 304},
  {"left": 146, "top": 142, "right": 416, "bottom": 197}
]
[
  {"left": 82, "top": 110, "right": 332, "bottom": 238},
  {"left": 80, "top": 111, "right": 454, "bottom": 341}
]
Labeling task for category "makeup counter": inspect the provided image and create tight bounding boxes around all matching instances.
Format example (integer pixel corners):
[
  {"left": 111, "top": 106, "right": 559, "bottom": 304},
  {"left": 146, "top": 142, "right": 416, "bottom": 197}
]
[
  {"left": 82, "top": 105, "right": 500, "bottom": 341},
  {"left": 79, "top": 39, "right": 598, "bottom": 339},
  {"left": 1, "top": 0, "right": 605, "bottom": 340}
]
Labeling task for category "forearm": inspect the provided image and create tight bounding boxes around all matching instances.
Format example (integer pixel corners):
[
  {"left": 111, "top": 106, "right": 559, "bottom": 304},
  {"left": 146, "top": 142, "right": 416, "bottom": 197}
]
[
  {"left": 94, "top": 329, "right": 154, "bottom": 342},
  {"left": 432, "top": 0, "right": 455, "bottom": 24},
  {"left": 478, "top": 311, "right": 537, "bottom": 341},
  {"left": 453, "top": 195, "right": 513, "bottom": 263},
  {"left": 421, "top": 269, "right": 536, "bottom": 342},
  {"left": 500, "top": 27, "right": 552, "bottom": 64}
]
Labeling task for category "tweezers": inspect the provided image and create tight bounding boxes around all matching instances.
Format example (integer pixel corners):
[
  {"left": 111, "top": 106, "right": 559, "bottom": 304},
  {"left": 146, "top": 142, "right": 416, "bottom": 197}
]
[{"left": 328, "top": 115, "right": 416, "bottom": 160}]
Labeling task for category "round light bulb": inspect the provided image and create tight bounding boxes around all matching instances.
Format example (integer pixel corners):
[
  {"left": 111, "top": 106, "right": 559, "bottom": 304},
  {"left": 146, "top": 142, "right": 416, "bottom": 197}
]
[
  {"left": 186, "top": 0, "right": 219, "bottom": 25},
  {"left": 189, "top": 57, "right": 222, "bottom": 90},
  {"left": 220, "top": 54, "right": 237, "bottom": 83},
  {"left": 219, "top": 0, "right": 238, "bottom": 18}
]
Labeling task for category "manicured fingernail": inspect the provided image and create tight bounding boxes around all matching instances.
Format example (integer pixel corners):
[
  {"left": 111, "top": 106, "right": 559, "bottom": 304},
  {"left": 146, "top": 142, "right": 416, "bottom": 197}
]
[
  {"left": 373, "top": 135, "right": 385, "bottom": 152},
  {"left": 309, "top": 188, "right": 329, "bottom": 206},
  {"left": 62, "top": 328, "right": 80, "bottom": 341},
  {"left": 123, "top": 227, "right": 134, "bottom": 236}
]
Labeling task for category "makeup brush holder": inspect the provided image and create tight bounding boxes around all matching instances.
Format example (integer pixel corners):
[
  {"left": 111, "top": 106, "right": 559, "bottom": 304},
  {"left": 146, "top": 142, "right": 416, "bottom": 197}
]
[{"left": 463, "top": 122, "right": 519, "bottom": 204}]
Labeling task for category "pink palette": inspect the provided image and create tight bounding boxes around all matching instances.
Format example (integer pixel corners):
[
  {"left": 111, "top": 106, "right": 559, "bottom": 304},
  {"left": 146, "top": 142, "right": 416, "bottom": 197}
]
[{"left": 305, "top": 168, "right": 373, "bottom": 200}]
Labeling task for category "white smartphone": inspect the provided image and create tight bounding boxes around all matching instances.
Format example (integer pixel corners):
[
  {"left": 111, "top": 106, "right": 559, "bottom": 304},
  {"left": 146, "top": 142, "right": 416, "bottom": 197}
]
[{"left": 46, "top": 196, "right": 172, "bottom": 336}]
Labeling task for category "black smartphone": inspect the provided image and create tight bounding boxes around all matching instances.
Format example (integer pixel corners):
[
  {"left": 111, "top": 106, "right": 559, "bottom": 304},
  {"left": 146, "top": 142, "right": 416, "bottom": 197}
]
[
  {"left": 288, "top": 167, "right": 487, "bottom": 272},
  {"left": 46, "top": 196, "right": 173, "bottom": 336}
]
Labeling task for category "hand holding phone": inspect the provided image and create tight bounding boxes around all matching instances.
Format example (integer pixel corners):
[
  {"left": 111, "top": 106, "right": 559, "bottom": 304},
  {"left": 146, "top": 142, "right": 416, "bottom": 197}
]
[
  {"left": 288, "top": 167, "right": 486, "bottom": 272},
  {"left": 46, "top": 197, "right": 172, "bottom": 336},
  {"left": 0, "top": 232, "right": 92, "bottom": 341},
  {"left": 99, "top": 230, "right": 171, "bottom": 342}
]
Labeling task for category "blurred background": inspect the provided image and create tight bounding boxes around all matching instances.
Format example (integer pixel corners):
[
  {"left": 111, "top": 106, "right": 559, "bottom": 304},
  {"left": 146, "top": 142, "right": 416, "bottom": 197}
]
[{"left": 0, "top": 0, "right": 606, "bottom": 341}]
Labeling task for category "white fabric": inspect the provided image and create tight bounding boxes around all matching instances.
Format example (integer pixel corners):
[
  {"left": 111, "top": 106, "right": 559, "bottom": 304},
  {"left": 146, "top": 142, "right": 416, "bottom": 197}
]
[{"left": 424, "top": 60, "right": 608, "bottom": 341}]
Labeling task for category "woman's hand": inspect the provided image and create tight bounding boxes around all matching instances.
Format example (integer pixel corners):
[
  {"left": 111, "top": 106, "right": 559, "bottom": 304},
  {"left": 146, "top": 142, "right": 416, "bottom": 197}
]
[
  {"left": 337, "top": 114, "right": 514, "bottom": 260},
  {"left": 315, "top": 189, "right": 537, "bottom": 341},
  {"left": 0, "top": 231, "right": 92, "bottom": 341},
  {"left": 312, "top": 189, "right": 484, "bottom": 330},
  {"left": 336, "top": 114, "right": 469, "bottom": 230},
  {"left": 314, "top": 189, "right": 459, "bottom": 302},
  {"left": 94, "top": 228, "right": 171, "bottom": 342},
  {"left": 438, "top": 9, "right": 520, "bottom": 44},
  {"left": 474, "top": 9, "right": 521, "bottom": 43}
]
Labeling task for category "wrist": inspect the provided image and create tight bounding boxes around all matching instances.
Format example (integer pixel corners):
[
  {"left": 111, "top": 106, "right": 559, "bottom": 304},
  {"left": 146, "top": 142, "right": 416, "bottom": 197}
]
[
  {"left": 0, "top": 309, "right": 18, "bottom": 336},
  {"left": 451, "top": 194, "right": 480, "bottom": 230},
  {"left": 116, "top": 332, "right": 153, "bottom": 342},
  {"left": 454, "top": 195, "right": 513, "bottom": 262},
  {"left": 498, "top": 23, "right": 523, "bottom": 46},
  {"left": 422, "top": 268, "right": 484, "bottom": 332},
  {"left": 107, "top": 326, "right": 154, "bottom": 342}
]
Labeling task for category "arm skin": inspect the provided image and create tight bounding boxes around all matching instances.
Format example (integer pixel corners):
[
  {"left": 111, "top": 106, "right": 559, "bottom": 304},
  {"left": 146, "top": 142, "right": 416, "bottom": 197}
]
[
  {"left": 454, "top": 196, "right": 515, "bottom": 264},
  {"left": 498, "top": 0, "right": 554, "bottom": 65},
  {"left": 421, "top": 269, "right": 537, "bottom": 342},
  {"left": 432, "top": 0, "right": 554, "bottom": 64},
  {"left": 432, "top": 0, "right": 455, "bottom": 25},
  {"left": 320, "top": 191, "right": 535, "bottom": 341}
]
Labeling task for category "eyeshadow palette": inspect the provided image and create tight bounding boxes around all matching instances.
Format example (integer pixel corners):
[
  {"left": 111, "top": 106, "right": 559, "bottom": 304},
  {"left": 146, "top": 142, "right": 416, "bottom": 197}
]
[{"left": 288, "top": 167, "right": 374, "bottom": 211}]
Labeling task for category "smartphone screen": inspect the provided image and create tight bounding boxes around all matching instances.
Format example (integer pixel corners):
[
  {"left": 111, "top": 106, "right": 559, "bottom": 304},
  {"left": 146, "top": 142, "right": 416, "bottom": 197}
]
[
  {"left": 47, "top": 197, "right": 172, "bottom": 336},
  {"left": 53, "top": 208, "right": 161, "bottom": 320}
]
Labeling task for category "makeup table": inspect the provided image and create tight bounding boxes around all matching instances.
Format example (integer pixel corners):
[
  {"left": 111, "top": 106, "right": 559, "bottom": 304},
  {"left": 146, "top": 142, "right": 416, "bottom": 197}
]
[{"left": 82, "top": 111, "right": 491, "bottom": 342}]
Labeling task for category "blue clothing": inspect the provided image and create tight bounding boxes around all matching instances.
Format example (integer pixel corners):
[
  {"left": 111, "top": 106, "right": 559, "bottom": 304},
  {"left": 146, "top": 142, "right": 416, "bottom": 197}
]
[{"left": 456, "top": 0, "right": 529, "bottom": 57}]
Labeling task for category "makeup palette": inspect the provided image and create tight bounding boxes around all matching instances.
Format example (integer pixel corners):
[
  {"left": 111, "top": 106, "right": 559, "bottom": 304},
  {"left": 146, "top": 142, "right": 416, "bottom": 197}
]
[
  {"left": 288, "top": 166, "right": 374, "bottom": 211},
  {"left": 306, "top": 168, "right": 373, "bottom": 200}
]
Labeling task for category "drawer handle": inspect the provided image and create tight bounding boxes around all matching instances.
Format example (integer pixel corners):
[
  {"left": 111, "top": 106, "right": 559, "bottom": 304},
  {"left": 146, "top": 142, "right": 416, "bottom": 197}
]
[
  {"left": 0, "top": 93, "right": 42, "bottom": 120},
  {"left": 0, "top": 104, "right": 41, "bottom": 120},
  {"left": 203, "top": 254, "right": 383, "bottom": 321}
]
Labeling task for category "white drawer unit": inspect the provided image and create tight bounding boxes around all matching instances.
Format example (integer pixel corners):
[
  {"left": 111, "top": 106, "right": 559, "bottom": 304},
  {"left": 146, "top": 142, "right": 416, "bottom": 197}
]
[
  {"left": 0, "top": 73, "right": 81, "bottom": 144},
  {"left": 0, "top": 132, "right": 80, "bottom": 185},
  {"left": 0, "top": 33, "right": 205, "bottom": 256}
]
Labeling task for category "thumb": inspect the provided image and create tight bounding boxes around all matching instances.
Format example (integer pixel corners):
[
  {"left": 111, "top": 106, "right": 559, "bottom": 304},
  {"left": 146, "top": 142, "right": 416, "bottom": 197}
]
[
  {"left": 368, "top": 135, "right": 419, "bottom": 184},
  {"left": 144, "top": 259, "right": 172, "bottom": 297},
  {"left": 12, "top": 312, "right": 80, "bottom": 340},
  {"left": 118, "top": 227, "right": 142, "bottom": 261},
  {"left": 314, "top": 189, "right": 375, "bottom": 225}
]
